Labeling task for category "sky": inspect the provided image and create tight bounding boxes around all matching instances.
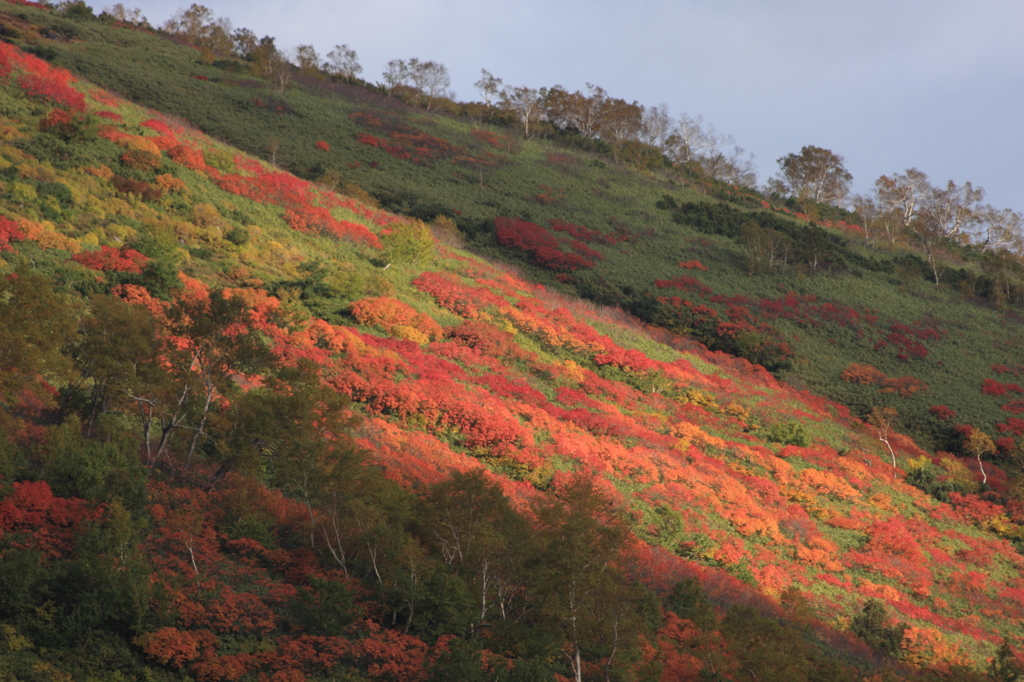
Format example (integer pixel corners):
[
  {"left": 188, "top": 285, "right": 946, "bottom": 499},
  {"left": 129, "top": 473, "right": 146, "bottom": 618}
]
[{"left": 127, "top": 0, "right": 1024, "bottom": 214}]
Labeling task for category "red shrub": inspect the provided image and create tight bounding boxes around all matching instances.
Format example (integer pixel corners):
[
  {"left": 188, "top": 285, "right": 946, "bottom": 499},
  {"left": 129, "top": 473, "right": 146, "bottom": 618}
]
[
  {"left": 168, "top": 144, "right": 207, "bottom": 171},
  {"left": 929, "top": 405, "right": 957, "bottom": 421},
  {"left": 72, "top": 245, "right": 150, "bottom": 274}
]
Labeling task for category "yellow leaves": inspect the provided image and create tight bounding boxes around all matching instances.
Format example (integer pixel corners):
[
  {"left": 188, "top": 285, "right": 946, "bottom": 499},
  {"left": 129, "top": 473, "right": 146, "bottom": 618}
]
[
  {"left": 679, "top": 388, "right": 718, "bottom": 410},
  {"left": 10, "top": 181, "right": 37, "bottom": 205},
  {"left": 17, "top": 163, "right": 56, "bottom": 183},
  {"left": 155, "top": 173, "right": 187, "bottom": 193},
  {"left": 798, "top": 467, "right": 861, "bottom": 502},
  {"left": 670, "top": 420, "right": 717, "bottom": 451},
  {"left": 0, "top": 124, "right": 25, "bottom": 142}
]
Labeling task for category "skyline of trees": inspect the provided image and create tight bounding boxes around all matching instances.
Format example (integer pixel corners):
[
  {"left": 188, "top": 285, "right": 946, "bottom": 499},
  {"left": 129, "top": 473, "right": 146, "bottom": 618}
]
[{"left": 149, "top": 4, "right": 1021, "bottom": 255}]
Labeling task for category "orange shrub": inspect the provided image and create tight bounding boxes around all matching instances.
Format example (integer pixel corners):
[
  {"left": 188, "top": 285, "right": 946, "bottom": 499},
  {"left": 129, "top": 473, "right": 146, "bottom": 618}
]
[{"left": 350, "top": 296, "right": 442, "bottom": 343}]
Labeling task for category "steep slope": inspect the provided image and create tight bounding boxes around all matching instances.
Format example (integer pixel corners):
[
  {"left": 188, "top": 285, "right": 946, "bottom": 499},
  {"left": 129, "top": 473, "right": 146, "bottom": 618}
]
[
  {"left": 3, "top": 1, "right": 1020, "bottom": 456},
  {"left": 1, "top": 15, "right": 1024, "bottom": 682}
]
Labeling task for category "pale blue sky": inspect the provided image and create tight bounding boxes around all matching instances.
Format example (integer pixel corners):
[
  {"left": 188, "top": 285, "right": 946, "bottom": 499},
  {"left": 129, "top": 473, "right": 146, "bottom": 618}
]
[{"left": 126, "top": 0, "right": 1023, "bottom": 215}]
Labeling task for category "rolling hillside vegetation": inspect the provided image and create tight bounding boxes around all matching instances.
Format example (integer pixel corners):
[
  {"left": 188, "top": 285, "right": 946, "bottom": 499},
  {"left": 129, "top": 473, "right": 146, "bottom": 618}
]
[{"left": 2, "top": 2, "right": 1024, "bottom": 680}]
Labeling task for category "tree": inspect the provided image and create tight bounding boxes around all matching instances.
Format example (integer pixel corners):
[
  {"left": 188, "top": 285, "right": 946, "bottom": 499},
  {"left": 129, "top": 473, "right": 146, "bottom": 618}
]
[
  {"left": 382, "top": 58, "right": 452, "bottom": 110},
  {"left": 664, "top": 113, "right": 725, "bottom": 165},
  {"left": 533, "top": 475, "right": 629, "bottom": 682},
  {"left": 874, "top": 167, "right": 931, "bottom": 235},
  {"left": 770, "top": 145, "right": 852, "bottom": 206},
  {"left": 867, "top": 406, "right": 899, "bottom": 467},
  {"left": 850, "top": 599, "right": 907, "bottom": 658},
  {"left": 544, "top": 84, "right": 642, "bottom": 145},
  {"left": 964, "top": 429, "right": 996, "bottom": 486},
  {"left": 977, "top": 205, "right": 1023, "bottom": 253},
  {"left": 102, "top": 3, "right": 145, "bottom": 24},
  {"left": 416, "top": 471, "right": 533, "bottom": 635},
  {"left": 0, "top": 268, "right": 77, "bottom": 420},
  {"left": 700, "top": 146, "right": 757, "bottom": 186},
  {"left": 988, "top": 640, "right": 1023, "bottom": 682},
  {"left": 639, "top": 103, "right": 673, "bottom": 148},
  {"left": 163, "top": 3, "right": 233, "bottom": 57},
  {"left": 925, "top": 179, "right": 984, "bottom": 243},
  {"left": 850, "top": 193, "right": 889, "bottom": 246},
  {"left": 326, "top": 44, "right": 362, "bottom": 79},
  {"left": 293, "top": 44, "right": 321, "bottom": 77},
  {"left": 499, "top": 85, "right": 544, "bottom": 138},
  {"left": 474, "top": 69, "right": 503, "bottom": 109}
]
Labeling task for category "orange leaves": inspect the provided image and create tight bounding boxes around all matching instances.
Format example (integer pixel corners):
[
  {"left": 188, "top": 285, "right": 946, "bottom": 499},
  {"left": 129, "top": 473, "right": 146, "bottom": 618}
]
[
  {"left": 841, "top": 363, "right": 886, "bottom": 385},
  {"left": 136, "top": 627, "right": 208, "bottom": 668},
  {"left": 797, "top": 467, "right": 861, "bottom": 502},
  {"left": 169, "top": 144, "right": 207, "bottom": 171},
  {"left": 350, "top": 296, "right": 442, "bottom": 344},
  {"left": 841, "top": 363, "right": 929, "bottom": 398}
]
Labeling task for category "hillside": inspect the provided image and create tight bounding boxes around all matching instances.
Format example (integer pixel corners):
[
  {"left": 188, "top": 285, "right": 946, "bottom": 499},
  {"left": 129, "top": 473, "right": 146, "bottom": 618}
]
[
  {"left": 6, "top": 1, "right": 1021, "bottom": 455},
  {"left": 1, "top": 4, "right": 1024, "bottom": 681}
]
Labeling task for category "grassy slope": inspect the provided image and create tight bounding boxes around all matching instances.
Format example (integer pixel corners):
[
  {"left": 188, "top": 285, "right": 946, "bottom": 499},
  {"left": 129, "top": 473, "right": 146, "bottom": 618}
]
[
  {"left": 16, "top": 6, "right": 1021, "bottom": 452},
  {"left": 2, "top": 4, "right": 1024, "bottom": 675}
]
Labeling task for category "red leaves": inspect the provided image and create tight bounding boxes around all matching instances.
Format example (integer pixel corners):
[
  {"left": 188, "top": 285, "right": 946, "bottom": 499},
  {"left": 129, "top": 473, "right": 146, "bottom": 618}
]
[
  {"left": 495, "top": 217, "right": 594, "bottom": 271},
  {"left": 351, "top": 111, "right": 464, "bottom": 166},
  {"left": 0, "top": 42, "right": 85, "bottom": 112},
  {"left": 929, "top": 405, "right": 957, "bottom": 421},
  {"left": 653, "top": 275, "right": 713, "bottom": 297},
  {"left": 169, "top": 144, "right": 207, "bottom": 171},
  {"left": 314, "top": 140, "right": 330, "bottom": 152},
  {"left": 983, "top": 378, "right": 1024, "bottom": 396},
  {"left": 136, "top": 627, "right": 208, "bottom": 668},
  {"left": 0, "top": 216, "right": 26, "bottom": 252},
  {"left": 0, "top": 480, "right": 97, "bottom": 559},
  {"left": 72, "top": 245, "right": 150, "bottom": 273}
]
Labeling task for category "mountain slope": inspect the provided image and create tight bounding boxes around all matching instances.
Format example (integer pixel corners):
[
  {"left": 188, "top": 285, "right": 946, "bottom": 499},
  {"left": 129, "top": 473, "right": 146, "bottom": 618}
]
[
  {"left": 1, "top": 7, "right": 1023, "bottom": 680},
  {"left": 6, "top": 1, "right": 1020, "bottom": 457}
]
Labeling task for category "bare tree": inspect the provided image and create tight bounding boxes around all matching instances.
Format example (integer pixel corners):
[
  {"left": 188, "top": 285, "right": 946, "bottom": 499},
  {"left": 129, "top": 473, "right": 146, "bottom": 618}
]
[
  {"left": 474, "top": 68, "right": 503, "bottom": 108},
  {"left": 701, "top": 145, "right": 756, "bottom": 186},
  {"left": 382, "top": 58, "right": 452, "bottom": 110},
  {"left": 102, "top": 3, "right": 145, "bottom": 24},
  {"left": 499, "top": 85, "right": 544, "bottom": 138},
  {"left": 850, "top": 194, "right": 888, "bottom": 246},
  {"left": 639, "top": 103, "right": 673, "bottom": 148},
  {"left": 665, "top": 113, "right": 727, "bottom": 165},
  {"left": 874, "top": 167, "right": 931, "bottom": 230},
  {"left": 976, "top": 205, "right": 1024, "bottom": 253},
  {"left": 925, "top": 179, "right": 984, "bottom": 243}
]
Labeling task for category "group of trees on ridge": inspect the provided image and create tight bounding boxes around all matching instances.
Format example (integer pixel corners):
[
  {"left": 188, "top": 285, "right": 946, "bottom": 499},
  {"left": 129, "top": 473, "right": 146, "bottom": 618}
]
[
  {"left": 51, "top": 0, "right": 1021, "bottom": 276},
  {"left": 140, "top": 2, "right": 1024, "bottom": 275}
]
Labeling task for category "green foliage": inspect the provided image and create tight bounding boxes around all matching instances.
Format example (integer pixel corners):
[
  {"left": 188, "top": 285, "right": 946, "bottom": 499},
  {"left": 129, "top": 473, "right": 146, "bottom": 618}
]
[
  {"left": 665, "top": 577, "right": 717, "bottom": 630},
  {"left": 850, "top": 599, "right": 908, "bottom": 658},
  {"left": 759, "top": 421, "right": 811, "bottom": 447}
]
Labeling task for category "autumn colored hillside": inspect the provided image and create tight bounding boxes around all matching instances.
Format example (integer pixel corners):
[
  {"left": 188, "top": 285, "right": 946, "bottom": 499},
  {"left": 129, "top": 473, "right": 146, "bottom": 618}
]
[{"left": 2, "top": 4, "right": 1024, "bottom": 681}]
